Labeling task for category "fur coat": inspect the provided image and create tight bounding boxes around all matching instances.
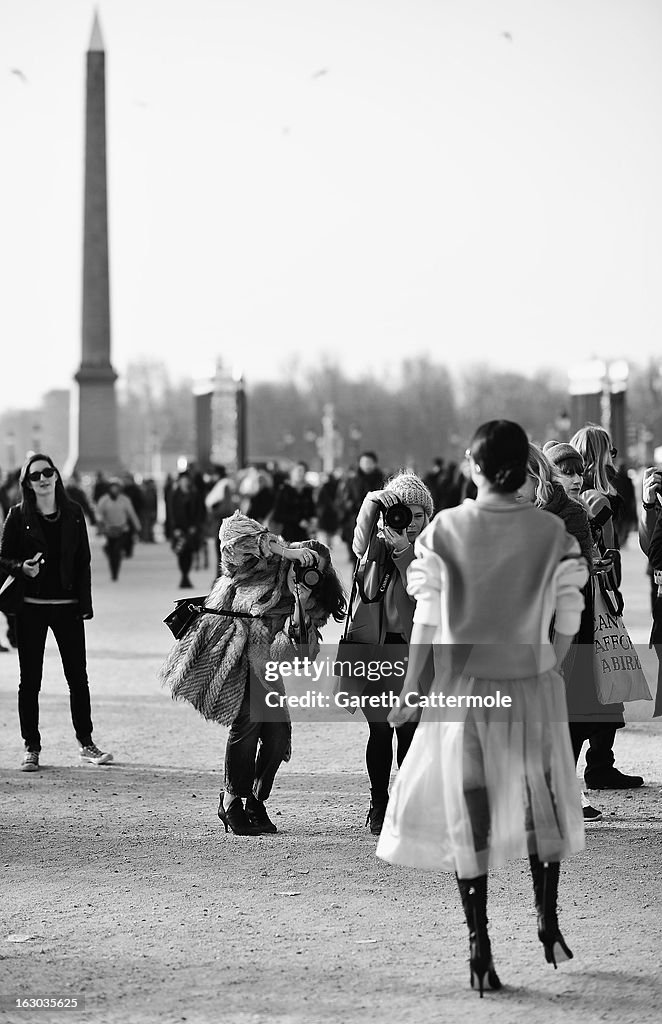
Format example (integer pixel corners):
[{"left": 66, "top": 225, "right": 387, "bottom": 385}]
[{"left": 159, "top": 511, "right": 328, "bottom": 728}]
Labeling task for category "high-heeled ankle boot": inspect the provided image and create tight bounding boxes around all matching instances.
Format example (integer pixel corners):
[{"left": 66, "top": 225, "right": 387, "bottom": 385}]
[
  {"left": 217, "top": 792, "right": 261, "bottom": 835},
  {"left": 245, "top": 794, "right": 277, "bottom": 834},
  {"left": 528, "top": 854, "right": 573, "bottom": 968},
  {"left": 456, "top": 874, "right": 502, "bottom": 997}
]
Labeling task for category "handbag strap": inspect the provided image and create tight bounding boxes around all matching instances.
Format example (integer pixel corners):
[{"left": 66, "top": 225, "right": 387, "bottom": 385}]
[
  {"left": 594, "top": 572, "right": 624, "bottom": 618},
  {"left": 175, "top": 598, "right": 269, "bottom": 621}
]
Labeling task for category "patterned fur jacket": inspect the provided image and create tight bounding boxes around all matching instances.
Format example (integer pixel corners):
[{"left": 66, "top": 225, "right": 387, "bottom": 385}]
[{"left": 159, "top": 511, "right": 329, "bottom": 729}]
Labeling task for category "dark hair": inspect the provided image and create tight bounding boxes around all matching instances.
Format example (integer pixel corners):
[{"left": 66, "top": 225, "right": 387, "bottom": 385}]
[
  {"left": 469, "top": 420, "right": 528, "bottom": 493},
  {"left": 297, "top": 539, "right": 347, "bottom": 623},
  {"left": 19, "top": 453, "right": 71, "bottom": 514},
  {"left": 359, "top": 451, "right": 378, "bottom": 463}
]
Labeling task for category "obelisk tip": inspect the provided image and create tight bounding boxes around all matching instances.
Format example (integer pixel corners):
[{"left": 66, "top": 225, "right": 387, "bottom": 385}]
[{"left": 89, "top": 10, "right": 105, "bottom": 52}]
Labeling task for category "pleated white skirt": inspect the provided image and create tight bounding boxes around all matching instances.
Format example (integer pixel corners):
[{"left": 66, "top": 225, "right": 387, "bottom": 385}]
[{"left": 376, "top": 668, "right": 585, "bottom": 878}]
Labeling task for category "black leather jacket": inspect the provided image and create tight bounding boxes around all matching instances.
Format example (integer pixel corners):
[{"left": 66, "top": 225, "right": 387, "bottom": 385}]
[{"left": 0, "top": 501, "right": 93, "bottom": 617}]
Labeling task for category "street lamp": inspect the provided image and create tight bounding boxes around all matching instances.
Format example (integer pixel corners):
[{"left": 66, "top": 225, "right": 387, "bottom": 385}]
[
  {"left": 349, "top": 424, "right": 362, "bottom": 463},
  {"left": 555, "top": 410, "right": 572, "bottom": 441},
  {"left": 233, "top": 368, "right": 247, "bottom": 471}
]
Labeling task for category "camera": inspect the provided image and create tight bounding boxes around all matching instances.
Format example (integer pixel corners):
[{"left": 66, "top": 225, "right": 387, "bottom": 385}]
[
  {"left": 293, "top": 563, "right": 323, "bottom": 589},
  {"left": 381, "top": 502, "right": 413, "bottom": 533}
]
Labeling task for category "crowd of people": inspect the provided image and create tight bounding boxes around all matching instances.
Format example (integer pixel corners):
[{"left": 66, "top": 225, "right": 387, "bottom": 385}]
[{"left": 1, "top": 418, "right": 661, "bottom": 996}]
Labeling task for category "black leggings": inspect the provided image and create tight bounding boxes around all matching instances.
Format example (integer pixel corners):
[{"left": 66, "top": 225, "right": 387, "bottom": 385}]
[
  {"left": 360, "top": 632, "right": 417, "bottom": 803},
  {"left": 365, "top": 720, "right": 417, "bottom": 802}
]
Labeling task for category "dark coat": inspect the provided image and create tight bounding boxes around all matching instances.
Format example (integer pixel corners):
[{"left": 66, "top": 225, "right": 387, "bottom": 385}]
[
  {"left": 0, "top": 501, "right": 93, "bottom": 617},
  {"left": 543, "top": 484, "right": 593, "bottom": 567}
]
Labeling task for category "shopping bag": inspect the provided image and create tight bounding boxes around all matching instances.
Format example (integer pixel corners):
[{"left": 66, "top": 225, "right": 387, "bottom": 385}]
[{"left": 593, "top": 576, "right": 652, "bottom": 704}]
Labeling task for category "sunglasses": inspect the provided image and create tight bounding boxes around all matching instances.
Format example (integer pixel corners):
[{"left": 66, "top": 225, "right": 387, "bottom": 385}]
[
  {"left": 609, "top": 447, "right": 618, "bottom": 459},
  {"left": 28, "top": 467, "right": 56, "bottom": 482}
]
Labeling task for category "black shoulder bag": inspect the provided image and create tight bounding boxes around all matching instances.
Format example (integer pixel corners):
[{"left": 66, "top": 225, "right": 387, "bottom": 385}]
[{"left": 163, "top": 597, "right": 267, "bottom": 641}]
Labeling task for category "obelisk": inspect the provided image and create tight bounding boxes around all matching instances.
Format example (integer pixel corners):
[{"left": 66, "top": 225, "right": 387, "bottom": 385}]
[{"left": 67, "top": 11, "right": 121, "bottom": 475}]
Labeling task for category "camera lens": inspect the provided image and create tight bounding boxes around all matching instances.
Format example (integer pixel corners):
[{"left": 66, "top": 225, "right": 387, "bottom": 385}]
[
  {"left": 384, "top": 503, "right": 413, "bottom": 532},
  {"left": 294, "top": 564, "right": 322, "bottom": 588}
]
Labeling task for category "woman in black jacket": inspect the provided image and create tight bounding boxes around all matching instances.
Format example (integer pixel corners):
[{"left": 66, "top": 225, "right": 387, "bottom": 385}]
[{"left": 0, "top": 453, "right": 113, "bottom": 772}]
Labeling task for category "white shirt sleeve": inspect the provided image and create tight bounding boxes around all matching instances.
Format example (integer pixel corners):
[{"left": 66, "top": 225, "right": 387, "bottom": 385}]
[
  {"left": 554, "top": 533, "right": 589, "bottom": 635},
  {"left": 407, "top": 529, "right": 445, "bottom": 627}
]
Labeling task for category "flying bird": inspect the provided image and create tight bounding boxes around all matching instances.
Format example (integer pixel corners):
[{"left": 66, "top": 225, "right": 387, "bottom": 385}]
[
  {"left": 501, "top": 32, "right": 513, "bottom": 42},
  {"left": 10, "top": 68, "right": 28, "bottom": 83},
  {"left": 311, "top": 68, "right": 329, "bottom": 79}
]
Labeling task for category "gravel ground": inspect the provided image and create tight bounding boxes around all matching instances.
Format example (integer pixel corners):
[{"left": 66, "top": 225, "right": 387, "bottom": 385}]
[{"left": 1, "top": 536, "right": 661, "bottom": 1024}]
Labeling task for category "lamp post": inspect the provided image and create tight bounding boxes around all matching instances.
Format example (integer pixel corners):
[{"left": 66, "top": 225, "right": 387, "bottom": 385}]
[
  {"left": 554, "top": 410, "right": 572, "bottom": 441},
  {"left": 233, "top": 368, "right": 247, "bottom": 471},
  {"left": 303, "top": 429, "right": 318, "bottom": 470},
  {"left": 31, "top": 422, "right": 42, "bottom": 455},
  {"left": 349, "top": 424, "right": 362, "bottom": 464},
  {"left": 282, "top": 432, "right": 295, "bottom": 464}
]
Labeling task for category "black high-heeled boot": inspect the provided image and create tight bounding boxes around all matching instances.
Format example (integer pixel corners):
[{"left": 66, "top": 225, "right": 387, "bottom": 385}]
[
  {"left": 456, "top": 874, "right": 503, "bottom": 997},
  {"left": 529, "top": 855, "right": 573, "bottom": 968},
  {"left": 246, "top": 794, "right": 278, "bottom": 834},
  {"left": 217, "top": 792, "right": 261, "bottom": 835}
]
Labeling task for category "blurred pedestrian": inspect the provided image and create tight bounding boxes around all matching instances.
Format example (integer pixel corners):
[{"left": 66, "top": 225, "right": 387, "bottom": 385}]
[
  {"left": 315, "top": 471, "right": 340, "bottom": 548},
  {"left": 270, "top": 461, "right": 316, "bottom": 541},
  {"left": 65, "top": 472, "right": 96, "bottom": 526},
  {"left": 139, "top": 478, "right": 158, "bottom": 543},
  {"left": 638, "top": 464, "right": 662, "bottom": 717},
  {"left": 121, "top": 473, "right": 143, "bottom": 558},
  {"left": 336, "top": 451, "right": 384, "bottom": 561},
  {"left": 205, "top": 465, "right": 237, "bottom": 572},
  {"left": 168, "top": 472, "right": 201, "bottom": 589},
  {"left": 96, "top": 479, "right": 141, "bottom": 581},
  {"left": 0, "top": 453, "right": 113, "bottom": 771}
]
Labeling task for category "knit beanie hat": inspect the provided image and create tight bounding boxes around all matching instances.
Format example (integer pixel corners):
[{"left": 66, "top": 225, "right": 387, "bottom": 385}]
[
  {"left": 386, "top": 472, "right": 434, "bottom": 521},
  {"left": 542, "top": 440, "right": 583, "bottom": 468}
]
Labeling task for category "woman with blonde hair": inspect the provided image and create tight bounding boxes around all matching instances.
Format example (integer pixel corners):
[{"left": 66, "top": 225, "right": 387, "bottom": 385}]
[
  {"left": 517, "top": 442, "right": 603, "bottom": 820},
  {"left": 567, "top": 424, "right": 644, "bottom": 790}
]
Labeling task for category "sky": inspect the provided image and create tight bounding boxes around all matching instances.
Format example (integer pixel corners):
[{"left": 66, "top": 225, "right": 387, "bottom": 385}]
[{"left": 2, "top": 0, "right": 662, "bottom": 411}]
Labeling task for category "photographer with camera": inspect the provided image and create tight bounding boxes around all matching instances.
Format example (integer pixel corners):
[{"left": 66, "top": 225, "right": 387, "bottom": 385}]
[
  {"left": 160, "top": 511, "right": 345, "bottom": 835},
  {"left": 346, "top": 471, "right": 434, "bottom": 835}
]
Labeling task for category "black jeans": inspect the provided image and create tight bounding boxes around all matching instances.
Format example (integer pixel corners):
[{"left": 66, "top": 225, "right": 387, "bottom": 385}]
[
  {"left": 16, "top": 603, "right": 94, "bottom": 752},
  {"left": 569, "top": 722, "right": 618, "bottom": 776},
  {"left": 177, "top": 548, "right": 193, "bottom": 580},
  {"left": 104, "top": 535, "right": 124, "bottom": 580},
  {"left": 224, "top": 676, "right": 291, "bottom": 802}
]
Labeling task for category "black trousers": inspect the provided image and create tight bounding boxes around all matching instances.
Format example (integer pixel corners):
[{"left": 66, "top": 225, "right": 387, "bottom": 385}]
[
  {"left": 177, "top": 548, "right": 193, "bottom": 580},
  {"left": 16, "top": 603, "right": 94, "bottom": 752},
  {"left": 224, "top": 677, "right": 291, "bottom": 802},
  {"left": 569, "top": 722, "right": 618, "bottom": 775},
  {"left": 104, "top": 535, "right": 124, "bottom": 580}
]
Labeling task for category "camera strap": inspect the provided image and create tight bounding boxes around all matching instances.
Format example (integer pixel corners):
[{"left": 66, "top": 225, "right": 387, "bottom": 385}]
[{"left": 356, "top": 550, "right": 395, "bottom": 605}]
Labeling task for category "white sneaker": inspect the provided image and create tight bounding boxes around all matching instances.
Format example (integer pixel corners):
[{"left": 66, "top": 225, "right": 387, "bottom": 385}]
[
  {"left": 20, "top": 751, "right": 39, "bottom": 772},
  {"left": 79, "top": 742, "right": 113, "bottom": 765}
]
